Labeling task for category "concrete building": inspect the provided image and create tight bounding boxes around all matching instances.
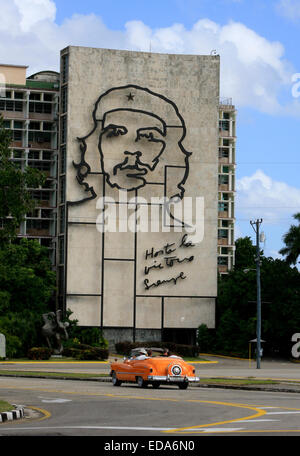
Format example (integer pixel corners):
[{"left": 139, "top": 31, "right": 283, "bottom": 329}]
[
  {"left": 57, "top": 46, "right": 220, "bottom": 346},
  {"left": 0, "top": 64, "right": 59, "bottom": 263},
  {"left": 218, "top": 98, "right": 236, "bottom": 274}
]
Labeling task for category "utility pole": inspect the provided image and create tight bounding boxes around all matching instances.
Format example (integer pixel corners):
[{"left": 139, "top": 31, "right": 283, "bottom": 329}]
[{"left": 250, "top": 218, "right": 263, "bottom": 369}]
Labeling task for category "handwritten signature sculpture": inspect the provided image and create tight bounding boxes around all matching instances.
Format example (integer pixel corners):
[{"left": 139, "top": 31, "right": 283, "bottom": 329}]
[{"left": 42, "top": 310, "right": 69, "bottom": 355}]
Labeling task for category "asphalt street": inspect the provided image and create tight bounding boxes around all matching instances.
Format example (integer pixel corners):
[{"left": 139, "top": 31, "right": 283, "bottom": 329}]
[
  {"left": 0, "top": 354, "right": 300, "bottom": 439},
  {"left": 1, "top": 375, "right": 300, "bottom": 437}
]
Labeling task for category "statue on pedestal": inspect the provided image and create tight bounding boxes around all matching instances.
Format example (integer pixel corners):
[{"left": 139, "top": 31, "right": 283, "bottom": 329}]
[{"left": 42, "top": 310, "right": 69, "bottom": 355}]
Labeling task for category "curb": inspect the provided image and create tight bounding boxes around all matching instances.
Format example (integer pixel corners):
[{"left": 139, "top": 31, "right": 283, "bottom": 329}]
[{"left": 0, "top": 406, "right": 25, "bottom": 423}]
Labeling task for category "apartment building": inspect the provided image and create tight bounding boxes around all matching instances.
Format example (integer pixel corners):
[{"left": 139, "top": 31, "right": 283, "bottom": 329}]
[
  {"left": 0, "top": 64, "right": 59, "bottom": 264},
  {"left": 218, "top": 98, "right": 236, "bottom": 274}
]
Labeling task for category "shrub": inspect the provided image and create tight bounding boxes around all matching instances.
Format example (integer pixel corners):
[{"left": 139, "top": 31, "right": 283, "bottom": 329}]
[
  {"left": 76, "top": 348, "right": 109, "bottom": 360},
  {"left": 62, "top": 343, "right": 109, "bottom": 360},
  {"left": 27, "top": 347, "right": 53, "bottom": 360}
]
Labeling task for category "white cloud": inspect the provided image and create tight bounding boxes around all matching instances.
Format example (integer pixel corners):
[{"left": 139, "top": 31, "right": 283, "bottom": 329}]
[
  {"left": 236, "top": 170, "right": 300, "bottom": 224},
  {"left": 276, "top": 0, "right": 300, "bottom": 21},
  {"left": 0, "top": 2, "right": 297, "bottom": 115},
  {"left": 14, "top": 0, "right": 56, "bottom": 32}
]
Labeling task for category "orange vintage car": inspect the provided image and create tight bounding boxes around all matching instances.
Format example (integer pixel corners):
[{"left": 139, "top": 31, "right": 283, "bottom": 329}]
[{"left": 110, "top": 347, "right": 199, "bottom": 389}]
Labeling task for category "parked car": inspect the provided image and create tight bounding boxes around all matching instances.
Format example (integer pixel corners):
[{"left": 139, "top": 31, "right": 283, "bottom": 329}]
[{"left": 110, "top": 347, "right": 199, "bottom": 389}]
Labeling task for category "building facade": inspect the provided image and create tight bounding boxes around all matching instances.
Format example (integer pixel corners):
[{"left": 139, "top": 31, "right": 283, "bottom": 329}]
[
  {"left": 0, "top": 64, "right": 59, "bottom": 264},
  {"left": 57, "top": 46, "right": 220, "bottom": 346},
  {"left": 218, "top": 99, "right": 236, "bottom": 274}
]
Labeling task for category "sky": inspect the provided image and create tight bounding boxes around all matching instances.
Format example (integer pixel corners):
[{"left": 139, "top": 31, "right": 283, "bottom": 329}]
[{"left": 0, "top": 0, "right": 299, "bottom": 262}]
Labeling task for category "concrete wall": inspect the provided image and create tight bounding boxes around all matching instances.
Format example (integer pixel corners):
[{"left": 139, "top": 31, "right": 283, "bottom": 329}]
[
  {"left": 61, "top": 47, "right": 219, "bottom": 342},
  {"left": 0, "top": 65, "right": 27, "bottom": 86}
]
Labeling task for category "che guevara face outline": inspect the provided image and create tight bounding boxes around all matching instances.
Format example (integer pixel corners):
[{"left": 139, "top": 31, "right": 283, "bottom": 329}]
[
  {"left": 98, "top": 109, "right": 167, "bottom": 191},
  {"left": 73, "top": 85, "right": 191, "bottom": 204}
]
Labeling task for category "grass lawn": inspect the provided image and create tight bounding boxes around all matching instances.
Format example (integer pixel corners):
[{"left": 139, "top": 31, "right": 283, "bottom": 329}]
[
  {"left": 0, "top": 370, "right": 284, "bottom": 386},
  {"left": 0, "top": 370, "right": 109, "bottom": 379},
  {"left": 200, "top": 377, "right": 279, "bottom": 385},
  {"left": 0, "top": 400, "right": 14, "bottom": 413}
]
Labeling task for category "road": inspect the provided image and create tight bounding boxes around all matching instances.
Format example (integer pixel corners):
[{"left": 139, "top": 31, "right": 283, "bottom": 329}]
[{"left": 1, "top": 376, "right": 300, "bottom": 437}]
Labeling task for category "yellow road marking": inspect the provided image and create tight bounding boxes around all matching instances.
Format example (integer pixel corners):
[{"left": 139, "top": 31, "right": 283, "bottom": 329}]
[
  {"left": 26, "top": 406, "right": 51, "bottom": 421},
  {"left": 164, "top": 401, "right": 266, "bottom": 433},
  {"left": 0, "top": 384, "right": 267, "bottom": 431}
]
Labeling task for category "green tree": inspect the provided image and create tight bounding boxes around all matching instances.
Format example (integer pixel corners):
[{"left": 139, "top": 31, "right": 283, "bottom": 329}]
[
  {"left": 0, "top": 239, "right": 56, "bottom": 357},
  {"left": 212, "top": 237, "right": 300, "bottom": 358},
  {"left": 279, "top": 213, "right": 300, "bottom": 265},
  {"left": 0, "top": 116, "right": 45, "bottom": 246}
]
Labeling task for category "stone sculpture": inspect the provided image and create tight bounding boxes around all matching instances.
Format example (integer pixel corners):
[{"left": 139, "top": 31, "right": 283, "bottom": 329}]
[{"left": 42, "top": 310, "right": 69, "bottom": 355}]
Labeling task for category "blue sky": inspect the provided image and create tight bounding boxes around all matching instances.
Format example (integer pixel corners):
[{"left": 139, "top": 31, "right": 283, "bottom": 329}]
[{"left": 1, "top": 0, "right": 299, "bottom": 261}]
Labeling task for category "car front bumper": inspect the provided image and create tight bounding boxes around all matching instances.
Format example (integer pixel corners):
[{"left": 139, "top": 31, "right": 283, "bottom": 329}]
[{"left": 147, "top": 375, "right": 200, "bottom": 383}]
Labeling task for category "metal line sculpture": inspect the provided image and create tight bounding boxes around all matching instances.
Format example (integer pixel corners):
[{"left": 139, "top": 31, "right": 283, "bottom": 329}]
[{"left": 72, "top": 84, "right": 191, "bottom": 204}]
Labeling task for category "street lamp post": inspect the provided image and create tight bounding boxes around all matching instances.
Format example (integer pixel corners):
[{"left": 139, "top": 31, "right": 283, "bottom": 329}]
[{"left": 250, "top": 218, "right": 263, "bottom": 369}]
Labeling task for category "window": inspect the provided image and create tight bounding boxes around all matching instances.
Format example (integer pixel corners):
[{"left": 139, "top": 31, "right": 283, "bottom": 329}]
[
  {"left": 61, "top": 54, "right": 69, "bottom": 84},
  {"left": 43, "top": 94, "right": 52, "bottom": 102},
  {"left": 28, "top": 131, "right": 51, "bottom": 143},
  {"left": 43, "top": 151, "right": 52, "bottom": 160},
  {"left": 0, "top": 99, "right": 22, "bottom": 111},
  {"left": 41, "top": 209, "right": 52, "bottom": 219},
  {"left": 219, "top": 120, "right": 229, "bottom": 131},
  {"left": 14, "top": 121, "right": 23, "bottom": 129},
  {"left": 28, "top": 150, "right": 40, "bottom": 160},
  {"left": 222, "top": 166, "right": 229, "bottom": 173},
  {"left": 59, "top": 205, "right": 65, "bottom": 233},
  {"left": 12, "top": 130, "right": 22, "bottom": 141},
  {"left": 218, "top": 229, "right": 228, "bottom": 239},
  {"left": 218, "top": 257, "right": 228, "bottom": 265},
  {"left": 41, "top": 238, "right": 52, "bottom": 247},
  {"left": 60, "top": 177, "right": 65, "bottom": 203},
  {"left": 32, "top": 190, "right": 50, "bottom": 201},
  {"left": 60, "top": 145, "right": 66, "bottom": 174},
  {"left": 219, "top": 148, "right": 229, "bottom": 158},
  {"left": 43, "top": 122, "right": 53, "bottom": 131},
  {"left": 221, "top": 247, "right": 228, "bottom": 254},
  {"left": 219, "top": 175, "right": 229, "bottom": 185},
  {"left": 27, "top": 219, "right": 50, "bottom": 230},
  {"left": 29, "top": 93, "right": 41, "bottom": 101},
  {"left": 59, "top": 237, "right": 64, "bottom": 264},
  {"left": 29, "top": 121, "right": 40, "bottom": 130},
  {"left": 13, "top": 150, "right": 23, "bottom": 159},
  {"left": 29, "top": 102, "right": 51, "bottom": 114},
  {"left": 61, "top": 116, "right": 67, "bottom": 144},
  {"left": 14, "top": 92, "right": 24, "bottom": 100},
  {"left": 218, "top": 202, "right": 228, "bottom": 212},
  {"left": 28, "top": 160, "right": 51, "bottom": 172},
  {"left": 61, "top": 86, "right": 68, "bottom": 113}
]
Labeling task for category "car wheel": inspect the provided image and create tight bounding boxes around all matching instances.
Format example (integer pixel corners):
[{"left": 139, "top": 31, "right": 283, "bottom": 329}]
[
  {"left": 152, "top": 382, "right": 161, "bottom": 389},
  {"left": 112, "top": 371, "right": 122, "bottom": 386},
  {"left": 178, "top": 382, "right": 188, "bottom": 390},
  {"left": 137, "top": 376, "right": 148, "bottom": 388}
]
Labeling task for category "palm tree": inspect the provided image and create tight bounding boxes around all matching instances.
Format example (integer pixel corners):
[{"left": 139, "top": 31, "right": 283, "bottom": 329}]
[{"left": 279, "top": 213, "right": 300, "bottom": 265}]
